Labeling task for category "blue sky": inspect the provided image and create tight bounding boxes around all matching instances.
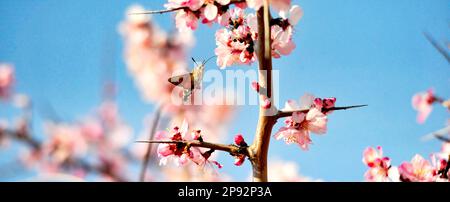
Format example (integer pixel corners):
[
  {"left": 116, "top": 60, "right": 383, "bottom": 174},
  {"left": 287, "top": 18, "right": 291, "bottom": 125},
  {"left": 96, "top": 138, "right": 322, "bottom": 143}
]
[{"left": 0, "top": 0, "right": 449, "bottom": 181}]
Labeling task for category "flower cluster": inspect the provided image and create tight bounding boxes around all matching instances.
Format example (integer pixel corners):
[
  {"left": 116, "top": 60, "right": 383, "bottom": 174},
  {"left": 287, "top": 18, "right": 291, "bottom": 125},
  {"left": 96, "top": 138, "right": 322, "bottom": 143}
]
[
  {"left": 274, "top": 94, "right": 336, "bottom": 150},
  {"left": 362, "top": 147, "right": 398, "bottom": 182},
  {"left": 215, "top": 8, "right": 257, "bottom": 68},
  {"left": 166, "top": 0, "right": 246, "bottom": 32},
  {"left": 156, "top": 120, "right": 222, "bottom": 169},
  {"left": 164, "top": 1, "right": 302, "bottom": 67},
  {"left": 19, "top": 101, "right": 133, "bottom": 181},
  {"left": 363, "top": 146, "right": 450, "bottom": 182},
  {"left": 0, "top": 63, "right": 14, "bottom": 99}
]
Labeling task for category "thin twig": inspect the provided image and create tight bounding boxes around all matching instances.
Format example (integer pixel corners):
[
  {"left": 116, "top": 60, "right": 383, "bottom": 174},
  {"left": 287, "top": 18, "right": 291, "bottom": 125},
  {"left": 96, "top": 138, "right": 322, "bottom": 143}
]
[
  {"left": 1, "top": 129, "right": 41, "bottom": 150},
  {"left": 136, "top": 140, "right": 247, "bottom": 156},
  {"left": 435, "top": 134, "right": 450, "bottom": 143},
  {"left": 275, "top": 105, "right": 368, "bottom": 119},
  {"left": 139, "top": 104, "right": 163, "bottom": 182},
  {"left": 424, "top": 32, "right": 450, "bottom": 64},
  {"left": 129, "top": 7, "right": 186, "bottom": 15}
]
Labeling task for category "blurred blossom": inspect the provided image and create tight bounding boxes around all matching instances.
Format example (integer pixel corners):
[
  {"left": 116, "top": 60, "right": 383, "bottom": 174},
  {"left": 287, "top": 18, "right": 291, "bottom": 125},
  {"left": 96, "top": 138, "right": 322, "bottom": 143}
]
[
  {"left": 98, "top": 101, "right": 119, "bottom": 127},
  {"left": 0, "top": 63, "right": 14, "bottom": 99},
  {"left": 161, "top": 164, "right": 232, "bottom": 182},
  {"left": 11, "top": 94, "right": 31, "bottom": 109},
  {"left": 412, "top": 89, "right": 436, "bottom": 124},
  {"left": 119, "top": 5, "right": 191, "bottom": 104},
  {"left": 268, "top": 160, "right": 320, "bottom": 182},
  {"left": 42, "top": 122, "right": 89, "bottom": 166}
]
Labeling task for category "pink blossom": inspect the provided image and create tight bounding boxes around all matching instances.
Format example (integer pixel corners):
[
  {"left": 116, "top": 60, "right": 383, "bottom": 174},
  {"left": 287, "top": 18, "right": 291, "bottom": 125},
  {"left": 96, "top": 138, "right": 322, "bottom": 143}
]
[
  {"left": 0, "top": 63, "right": 14, "bottom": 99},
  {"left": 314, "top": 97, "right": 336, "bottom": 114},
  {"left": 271, "top": 5, "right": 303, "bottom": 58},
  {"left": 271, "top": 25, "right": 296, "bottom": 58},
  {"left": 165, "top": 0, "right": 205, "bottom": 11},
  {"left": 274, "top": 94, "right": 329, "bottom": 150},
  {"left": 279, "top": 5, "right": 303, "bottom": 26},
  {"left": 274, "top": 109, "right": 327, "bottom": 150},
  {"left": 42, "top": 122, "right": 88, "bottom": 165},
  {"left": 234, "top": 154, "right": 246, "bottom": 166},
  {"left": 274, "top": 94, "right": 328, "bottom": 150},
  {"left": 80, "top": 119, "right": 104, "bottom": 142},
  {"left": 274, "top": 117, "right": 312, "bottom": 150},
  {"left": 156, "top": 120, "right": 221, "bottom": 168},
  {"left": 398, "top": 154, "right": 436, "bottom": 182},
  {"left": 167, "top": 0, "right": 234, "bottom": 31},
  {"left": 203, "top": 0, "right": 231, "bottom": 21},
  {"left": 175, "top": 10, "right": 199, "bottom": 32},
  {"left": 156, "top": 122, "right": 193, "bottom": 166},
  {"left": 365, "top": 166, "right": 400, "bottom": 182},
  {"left": 363, "top": 146, "right": 385, "bottom": 167},
  {"left": 412, "top": 89, "right": 436, "bottom": 124},
  {"left": 191, "top": 147, "right": 223, "bottom": 170},
  {"left": 362, "top": 146, "right": 398, "bottom": 182}
]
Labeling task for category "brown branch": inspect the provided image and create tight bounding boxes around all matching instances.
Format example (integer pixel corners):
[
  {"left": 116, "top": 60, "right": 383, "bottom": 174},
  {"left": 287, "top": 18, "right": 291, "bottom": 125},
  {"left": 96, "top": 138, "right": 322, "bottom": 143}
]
[
  {"left": 275, "top": 105, "right": 368, "bottom": 119},
  {"left": 1, "top": 129, "right": 41, "bottom": 150},
  {"left": 139, "top": 104, "right": 163, "bottom": 182},
  {"left": 248, "top": 0, "right": 275, "bottom": 182},
  {"left": 136, "top": 140, "right": 247, "bottom": 156},
  {"left": 424, "top": 32, "right": 450, "bottom": 64}
]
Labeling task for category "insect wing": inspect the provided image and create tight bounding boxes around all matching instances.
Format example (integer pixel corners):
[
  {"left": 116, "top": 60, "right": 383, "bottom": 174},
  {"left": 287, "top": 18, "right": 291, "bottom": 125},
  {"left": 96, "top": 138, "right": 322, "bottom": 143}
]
[{"left": 168, "top": 73, "right": 193, "bottom": 90}]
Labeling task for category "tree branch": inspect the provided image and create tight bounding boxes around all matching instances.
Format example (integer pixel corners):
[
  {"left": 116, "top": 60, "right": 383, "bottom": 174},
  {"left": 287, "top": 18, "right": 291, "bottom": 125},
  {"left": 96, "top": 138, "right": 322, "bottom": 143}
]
[
  {"left": 0, "top": 129, "right": 41, "bottom": 150},
  {"left": 139, "top": 104, "right": 163, "bottom": 182},
  {"left": 248, "top": 0, "right": 275, "bottom": 182},
  {"left": 275, "top": 105, "right": 368, "bottom": 119},
  {"left": 136, "top": 140, "right": 247, "bottom": 156}
]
